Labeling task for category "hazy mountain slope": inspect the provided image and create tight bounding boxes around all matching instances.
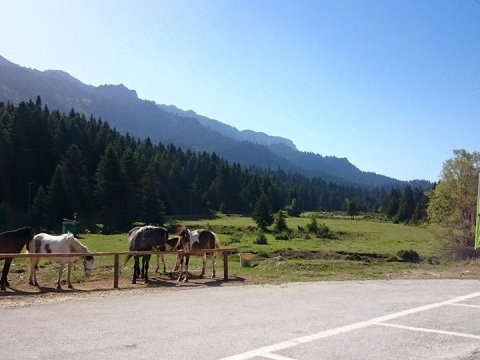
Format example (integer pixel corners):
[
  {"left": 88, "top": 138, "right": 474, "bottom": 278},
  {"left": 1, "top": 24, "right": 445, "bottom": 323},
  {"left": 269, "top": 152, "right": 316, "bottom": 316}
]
[
  {"left": 0, "top": 55, "right": 429, "bottom": 188},
  {"left": 158, "top": 104, "right": 297, "bottom": 149}
]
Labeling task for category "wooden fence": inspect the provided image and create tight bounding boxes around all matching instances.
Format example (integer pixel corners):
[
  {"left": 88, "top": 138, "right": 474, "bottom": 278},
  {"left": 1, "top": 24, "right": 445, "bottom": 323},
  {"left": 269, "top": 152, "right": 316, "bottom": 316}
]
[{"left": 0, "top": 248, "right": 238, "bottom": 289}]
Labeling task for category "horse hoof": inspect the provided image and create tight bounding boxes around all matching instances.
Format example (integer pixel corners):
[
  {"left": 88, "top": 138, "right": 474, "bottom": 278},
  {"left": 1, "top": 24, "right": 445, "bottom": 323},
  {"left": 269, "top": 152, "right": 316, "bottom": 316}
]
[
  {"left": 0, "top": 285, "right": 5, "bottom": 291},
  {"left": 68, "top": 284, "right": 74, "bottom": 289},
  {"left": 132, "top": 280, "right": 136, "bottom": 284},
  {"left": 57, "top": 286, "right": 62, "bottom": 290}
]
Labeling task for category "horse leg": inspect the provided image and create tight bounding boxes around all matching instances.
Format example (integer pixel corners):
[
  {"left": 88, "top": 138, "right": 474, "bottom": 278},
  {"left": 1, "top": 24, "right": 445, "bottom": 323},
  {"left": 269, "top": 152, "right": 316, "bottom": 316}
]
[
  {"left": 144, "top": 255, "right": 150, "bottom": 283},
  {"left": 67, "top": 262, "right": 73, "bottom": 289},
  {"left": 161, "top": 254, "right": 167, "bottom": 274},
  {"left": 200, "top": 254, "right": 206, "bottom": 278},
  {"left": 173, "top": 254, "right": 180, "bottom": 272},
  {"left": 211, "top": 253, "right": 216, "bottom": 278},
  {"left": 57, "top": 262, "right": 64, "bottom": 290},
  {"left": 154, "top": 254, "right": 160, "bottom": 273},
  {"left": 177, "top": 256, "right": 184, "bottom": 281},
  {"left": 0, "top": 259, "right": 12, "bottom": 290},
  {"left": 132, "top": 256, "right": 139, "bottom": 284},
  {"left": 29, "top": 258, "right": 38, "bottom": 286},
  {"left": 183, "top": 255, "right": 189, "bottom": 282},
  {"left": 140, "top": 257, "right": 145, "bottom": 279}
]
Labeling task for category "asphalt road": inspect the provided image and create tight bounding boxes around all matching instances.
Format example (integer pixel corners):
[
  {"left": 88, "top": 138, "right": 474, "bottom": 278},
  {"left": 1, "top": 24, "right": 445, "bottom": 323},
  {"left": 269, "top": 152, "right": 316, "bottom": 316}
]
[{"left": 1, "top": 279, "right": 480, "bottom": 359}]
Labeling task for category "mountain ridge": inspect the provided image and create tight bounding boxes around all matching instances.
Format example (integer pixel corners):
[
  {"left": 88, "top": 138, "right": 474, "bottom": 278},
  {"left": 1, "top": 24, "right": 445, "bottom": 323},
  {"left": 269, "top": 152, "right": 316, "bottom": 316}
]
[{"left": 0, "top": 55, "right": 430, "bottom": 188}]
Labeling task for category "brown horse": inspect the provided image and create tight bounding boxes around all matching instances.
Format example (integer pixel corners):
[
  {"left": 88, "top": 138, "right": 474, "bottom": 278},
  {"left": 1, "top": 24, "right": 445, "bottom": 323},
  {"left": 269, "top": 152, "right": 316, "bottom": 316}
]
[
  {"left": 154, "top": 235, "right": 182, "bottom": 274},
  {"left": 177, "top": 228, "right": 219, "bottom": 282},
  {"left": 0, "top": 227, "right": 34, "bottom": 290}
]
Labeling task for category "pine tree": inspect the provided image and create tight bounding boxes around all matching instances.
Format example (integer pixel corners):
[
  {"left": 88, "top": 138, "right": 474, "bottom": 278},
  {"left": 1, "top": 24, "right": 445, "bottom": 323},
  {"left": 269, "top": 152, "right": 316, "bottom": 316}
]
[
  {"left": 141, "top": 167, "right": 166, "bottom": 225},
  {"left": 346, "top": 198, "right": 358, "bottom": 219},
  {"left": 273, "top": 210, "right": 289, "bottom": 233},
  {"left": 396, "top": 186, "right": 415, "bottom": 222},
  {"left": 46, "top": 165, "right": 69, "bottom": 230},
  {"left": 252, "top": 193, "right": 273, "bottom": 230},
  {"left": 60, "top": 144, "right": 91, "bottom": 217},
  {"left": 31, "top": 186, "right": 48, "bottom": 228},
  {"left": 94, "top": 144, "right": 127, "bottom": 233}
]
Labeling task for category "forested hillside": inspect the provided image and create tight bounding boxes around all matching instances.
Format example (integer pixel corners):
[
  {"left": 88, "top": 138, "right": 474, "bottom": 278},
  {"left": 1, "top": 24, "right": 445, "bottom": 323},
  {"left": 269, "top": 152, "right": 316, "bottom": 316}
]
[
  {"left": 0, "top": 99, "right": 427, "bottom": 232},
  {"left": 0, "top": 55, "right": 431, "bottom": 188}
]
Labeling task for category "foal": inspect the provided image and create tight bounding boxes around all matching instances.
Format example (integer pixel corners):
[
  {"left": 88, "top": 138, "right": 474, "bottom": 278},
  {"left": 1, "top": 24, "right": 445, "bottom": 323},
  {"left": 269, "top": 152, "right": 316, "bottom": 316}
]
[{"left": 154, "top": 235, "right": 182, "bottom": 274}]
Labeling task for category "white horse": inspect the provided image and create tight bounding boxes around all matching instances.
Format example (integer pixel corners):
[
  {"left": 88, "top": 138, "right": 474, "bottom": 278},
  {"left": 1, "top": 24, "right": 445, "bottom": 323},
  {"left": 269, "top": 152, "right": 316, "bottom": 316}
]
[{"left": 28, "top": 232, "right": 93, "bottom": 290}]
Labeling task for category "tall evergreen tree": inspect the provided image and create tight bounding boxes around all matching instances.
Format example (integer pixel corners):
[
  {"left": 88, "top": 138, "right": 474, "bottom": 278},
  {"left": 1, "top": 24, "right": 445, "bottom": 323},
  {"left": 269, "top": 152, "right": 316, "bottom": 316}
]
[
  {"left": 60, "top": 144, "right": 91, "bottom": 218},
  {"left": 94, "top": 144, "right": 128, "bottom": 233},
  {"left": 252, "top": 193, "right": 273, "bottom": 230},
  {"left": 141, "top": 167, "right": 166, "bottom": 225},
  {"left": 46, "top": 165, "right": 69, "bottom": 230},
  {"left": 31, "top": 186, "right": 48, "bottom": 228},
  {"left": 397, "top": 186, "right": 415, "bottom": 222}
]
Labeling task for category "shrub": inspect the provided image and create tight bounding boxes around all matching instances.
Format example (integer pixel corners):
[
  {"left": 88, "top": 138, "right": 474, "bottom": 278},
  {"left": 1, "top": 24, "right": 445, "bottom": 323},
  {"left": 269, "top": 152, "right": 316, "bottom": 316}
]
[
  {"left": 273, "top": 211, "right": 289, "bottom": 233},
  {"left": 316, "top": 223, "right": 335, "bottom": 239},
  {"left": 397, "top": 249, "right": 421, "bottom": 263},
  {"left": 256, "top": 251, "right": 269, "bottom": 258},
  {"left": 253, "top": 232, "right": 268, "bottom": 245},
  {"left": 274, "top": 232, "right": 290, "bottom": 240},
  {"left": 306, "top": 214, "right": 319, "bottom": 233}
]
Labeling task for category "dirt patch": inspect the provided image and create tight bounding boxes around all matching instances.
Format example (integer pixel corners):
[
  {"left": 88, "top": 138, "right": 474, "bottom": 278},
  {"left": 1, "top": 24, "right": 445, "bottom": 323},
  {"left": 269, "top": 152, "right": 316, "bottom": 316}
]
[
  {"left": 0, "top": 271, "right": 246, "bottom": 309},
  {"left": 273, "top": 250, "right": 391, "bottom": 262}
]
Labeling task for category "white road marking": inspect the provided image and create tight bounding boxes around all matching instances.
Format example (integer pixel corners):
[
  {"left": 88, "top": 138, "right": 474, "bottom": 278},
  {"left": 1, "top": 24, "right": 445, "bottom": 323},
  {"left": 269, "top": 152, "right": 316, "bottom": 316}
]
[
  {"left": 260, "top": 353, "right": 297, "bottom": 360},
  {"left": 447, "top": 303, "right": 480, "bottom": 309},
  {"left": 220, "top": 291, "right": 480, "bottom": 360},
  {"left": 374, "top": 322, "right": 480, "bottom": 340}
]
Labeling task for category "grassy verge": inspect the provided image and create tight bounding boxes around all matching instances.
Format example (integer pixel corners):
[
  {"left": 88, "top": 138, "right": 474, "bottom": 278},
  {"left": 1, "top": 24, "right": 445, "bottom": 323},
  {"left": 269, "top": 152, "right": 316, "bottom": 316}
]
[{"left": 5, "top": 214, "right": 480, "bottom": 291}]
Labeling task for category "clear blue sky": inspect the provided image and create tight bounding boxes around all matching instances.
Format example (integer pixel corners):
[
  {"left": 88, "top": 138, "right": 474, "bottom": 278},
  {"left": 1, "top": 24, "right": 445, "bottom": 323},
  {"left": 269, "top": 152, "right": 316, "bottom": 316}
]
[{"left": 2, "top": 0, "right": 480, "bottom": 182}]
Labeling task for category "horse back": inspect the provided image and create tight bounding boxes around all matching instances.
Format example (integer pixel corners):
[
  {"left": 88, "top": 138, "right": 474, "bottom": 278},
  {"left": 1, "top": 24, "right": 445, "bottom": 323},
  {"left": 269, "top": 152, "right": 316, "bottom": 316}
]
[
  {"left": 0, "top": 227, "right": 34, "bottom": 254},
  {"left": 30, "top": 233, "right": 71, "bottom": 254},
  {"left": 192, "top": 230, "right": 218, "bottom": 250}
]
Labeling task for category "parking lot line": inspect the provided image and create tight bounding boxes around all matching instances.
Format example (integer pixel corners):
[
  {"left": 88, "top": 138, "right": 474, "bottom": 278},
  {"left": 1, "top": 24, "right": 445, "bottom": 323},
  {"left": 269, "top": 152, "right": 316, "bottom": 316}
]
[
  {"left": 447, "top": 303, "right": 480, "bottom": 309},
  {"left": 260, "top": 353, "right": 297, "bottom": 360},
  {"left": 374, "top": 322, "right": 480, "bottom": 340},
  {"left": 220, "top": 291, "right": 480, "bottom": 360}
]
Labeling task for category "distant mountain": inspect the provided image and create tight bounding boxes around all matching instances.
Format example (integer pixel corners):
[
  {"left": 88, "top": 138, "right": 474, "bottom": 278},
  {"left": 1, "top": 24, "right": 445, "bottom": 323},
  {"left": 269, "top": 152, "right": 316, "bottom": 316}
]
[
  {"left": 157, "top": 104, "right": 297, "bottom": 150},
  {"left": 0, "top": 55, "right": 430, "bottom": 188}
]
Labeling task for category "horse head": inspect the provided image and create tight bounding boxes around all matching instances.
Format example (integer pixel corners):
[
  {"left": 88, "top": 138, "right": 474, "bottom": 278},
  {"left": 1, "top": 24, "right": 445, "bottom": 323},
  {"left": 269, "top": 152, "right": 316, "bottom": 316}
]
[
  {"left": 83, "top": 255, "right": 94, "bottom": 276},
  {"left": 178, "top": 227, "right": 191, "bottom": 251}
]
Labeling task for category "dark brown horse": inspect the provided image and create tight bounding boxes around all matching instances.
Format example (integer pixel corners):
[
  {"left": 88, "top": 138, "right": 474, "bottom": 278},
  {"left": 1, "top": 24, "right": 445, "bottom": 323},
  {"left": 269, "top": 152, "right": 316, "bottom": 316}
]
[
  {"left": 177, "top": 227, "right": 219, "bottom": 282},
  {"left": 126, "top": 225, "right": 168, "bottom": 284},
  {"left": 0, "top": 227, "right": 34, "bottom": 290}
]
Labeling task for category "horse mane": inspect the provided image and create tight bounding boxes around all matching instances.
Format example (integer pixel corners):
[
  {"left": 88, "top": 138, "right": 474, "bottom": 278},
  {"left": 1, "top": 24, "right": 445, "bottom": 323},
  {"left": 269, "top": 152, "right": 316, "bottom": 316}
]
[{"left": 67, "top": 233, "right": 89, "bottom": 254}]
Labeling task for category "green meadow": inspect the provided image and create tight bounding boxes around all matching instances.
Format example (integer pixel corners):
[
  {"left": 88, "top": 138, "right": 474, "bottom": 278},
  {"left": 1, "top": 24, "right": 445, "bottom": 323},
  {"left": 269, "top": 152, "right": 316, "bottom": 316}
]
[{"left": 8, "top": 213, "right": 480, "bottom": 289}]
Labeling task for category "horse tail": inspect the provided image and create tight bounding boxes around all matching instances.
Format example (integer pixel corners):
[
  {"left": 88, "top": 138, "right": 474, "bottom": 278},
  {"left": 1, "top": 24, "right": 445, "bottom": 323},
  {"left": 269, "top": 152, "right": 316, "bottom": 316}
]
[
  {"left": 124, "top": 255, "right": 133, "bottom": 265},
  {"left": 213, "top": 231, "right": 219, "bottom": 249}
]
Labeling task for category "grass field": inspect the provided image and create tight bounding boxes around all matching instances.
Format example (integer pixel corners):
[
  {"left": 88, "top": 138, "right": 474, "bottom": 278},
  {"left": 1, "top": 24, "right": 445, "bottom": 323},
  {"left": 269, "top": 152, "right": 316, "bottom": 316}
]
[{"left": 5, "top": 213, "right": 480, "bottom": 290}]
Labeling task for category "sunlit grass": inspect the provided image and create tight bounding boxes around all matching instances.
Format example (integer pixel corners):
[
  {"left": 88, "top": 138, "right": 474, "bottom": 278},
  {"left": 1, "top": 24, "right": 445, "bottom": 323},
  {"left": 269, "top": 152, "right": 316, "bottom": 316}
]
[{"left": 7, "top": 213, "right": 471, "bottom": 290}]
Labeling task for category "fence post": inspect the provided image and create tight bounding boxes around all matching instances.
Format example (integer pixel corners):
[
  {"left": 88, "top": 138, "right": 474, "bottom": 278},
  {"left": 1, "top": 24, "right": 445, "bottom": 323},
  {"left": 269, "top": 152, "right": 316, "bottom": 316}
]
[
  {"left": 114, "top": 254, "right": 119, "bottom": 289},
  {"left": 223, "top": 251, "right": 229, "bottom": 281}
]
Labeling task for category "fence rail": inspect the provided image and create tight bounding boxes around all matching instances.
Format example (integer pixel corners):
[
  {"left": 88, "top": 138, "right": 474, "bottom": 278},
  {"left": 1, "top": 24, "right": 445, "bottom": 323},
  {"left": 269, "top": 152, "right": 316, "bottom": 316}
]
[{"left": 0, "top": 248, "right": 238, "bottom": 289}]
